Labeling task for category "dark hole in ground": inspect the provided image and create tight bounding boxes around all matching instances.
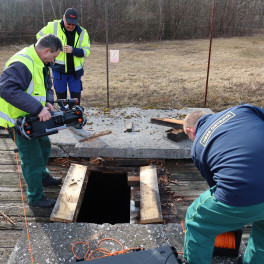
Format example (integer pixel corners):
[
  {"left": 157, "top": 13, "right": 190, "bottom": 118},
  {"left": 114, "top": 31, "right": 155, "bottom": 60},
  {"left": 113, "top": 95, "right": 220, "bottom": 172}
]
[{"left": 77, "top": 171, "right": 131, "bottom": 224}]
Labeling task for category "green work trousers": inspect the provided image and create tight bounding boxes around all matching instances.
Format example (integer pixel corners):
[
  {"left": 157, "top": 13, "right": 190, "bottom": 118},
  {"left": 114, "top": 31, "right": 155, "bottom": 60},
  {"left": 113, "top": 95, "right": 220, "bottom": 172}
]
[
  {"left": 9, "top": 129, "right": 51, "bottom": 204},
  {"left": 184, "top": 186, "right": 264, "bottom": 264}
]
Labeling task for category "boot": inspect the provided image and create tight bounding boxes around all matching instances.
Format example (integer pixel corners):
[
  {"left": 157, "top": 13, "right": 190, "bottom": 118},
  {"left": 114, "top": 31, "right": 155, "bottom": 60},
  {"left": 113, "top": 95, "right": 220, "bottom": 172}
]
[
  {"left": 42, "top": 174, "right": 62, "bottom": 187},
  {"left": 29, "top": 195, "right": 56, "bottom": 208}
]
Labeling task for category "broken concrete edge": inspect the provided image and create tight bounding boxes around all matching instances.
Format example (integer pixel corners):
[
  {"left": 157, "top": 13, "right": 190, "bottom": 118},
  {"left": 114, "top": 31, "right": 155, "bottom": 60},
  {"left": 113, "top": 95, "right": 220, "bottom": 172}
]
[{"left": 50, "top": 145, "right": 192, "bottom": 159}]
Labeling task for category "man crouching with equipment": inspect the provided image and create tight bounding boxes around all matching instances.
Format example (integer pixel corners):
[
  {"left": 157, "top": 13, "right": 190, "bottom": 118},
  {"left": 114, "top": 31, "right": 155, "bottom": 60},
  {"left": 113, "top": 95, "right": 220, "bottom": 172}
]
[
  {"left": 0, "top": 34, "right": 63, "bottom": 208},
  {"left": 183, "top": 104, "right": 264, "bottom": 264}
]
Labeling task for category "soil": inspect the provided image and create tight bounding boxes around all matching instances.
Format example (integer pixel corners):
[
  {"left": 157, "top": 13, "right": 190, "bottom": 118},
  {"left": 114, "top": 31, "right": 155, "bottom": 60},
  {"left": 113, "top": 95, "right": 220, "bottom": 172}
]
[{"left": 1, "top": 36, "right": 264, "bottom": 112}]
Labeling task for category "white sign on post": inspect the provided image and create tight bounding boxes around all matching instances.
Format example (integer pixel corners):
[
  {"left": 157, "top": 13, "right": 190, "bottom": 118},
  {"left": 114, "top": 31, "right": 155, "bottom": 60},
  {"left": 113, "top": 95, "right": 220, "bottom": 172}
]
[{"left": 110, "top": 50, "right": 119, "bottom": 63}]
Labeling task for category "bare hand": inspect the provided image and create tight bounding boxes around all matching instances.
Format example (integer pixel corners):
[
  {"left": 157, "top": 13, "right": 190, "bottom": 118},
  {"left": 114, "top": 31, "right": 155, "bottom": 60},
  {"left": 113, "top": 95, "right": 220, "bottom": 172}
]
[
  {"left": 63, "top": 45, "right": 73, "bottom": 54},
  {"left": 38, "top": 107, "right": 51, "bottom": 122},
  {"left": 46, "top": 102, "right": 55, "bottom": 112}
]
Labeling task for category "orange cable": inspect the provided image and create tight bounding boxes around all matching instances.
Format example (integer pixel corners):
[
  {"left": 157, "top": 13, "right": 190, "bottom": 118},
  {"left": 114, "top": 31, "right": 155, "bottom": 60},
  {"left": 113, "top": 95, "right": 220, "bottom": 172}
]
[
  {"left": 72, "top": 241, "right": 90, "bottom": 260},
  {"left": 12, "top": 129, "right": 35, "bottom": 264},
  {"left": 72, "top": 238, "right": 144, "bottom": 261}
]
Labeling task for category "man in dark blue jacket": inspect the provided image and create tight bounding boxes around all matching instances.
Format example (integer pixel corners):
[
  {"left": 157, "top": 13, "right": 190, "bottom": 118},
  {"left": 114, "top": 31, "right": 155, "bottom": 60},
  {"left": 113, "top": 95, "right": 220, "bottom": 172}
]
[{"left": 183, "top": 104, "right": 264, "bottom": 264}]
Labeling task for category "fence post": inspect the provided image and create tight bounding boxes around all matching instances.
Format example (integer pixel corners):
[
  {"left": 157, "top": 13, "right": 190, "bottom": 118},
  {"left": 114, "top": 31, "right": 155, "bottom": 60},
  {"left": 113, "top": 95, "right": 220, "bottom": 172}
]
[
  {"left": 204, "top": 1, "right": 215, "bottom": 108},
  {"left": 105, "top": 0, "right": 110, "bottom": 108}
]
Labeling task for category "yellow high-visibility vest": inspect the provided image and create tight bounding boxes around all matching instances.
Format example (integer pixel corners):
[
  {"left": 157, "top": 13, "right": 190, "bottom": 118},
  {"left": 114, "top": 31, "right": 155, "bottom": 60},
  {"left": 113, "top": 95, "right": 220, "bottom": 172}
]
[
  {"left": 37, "top": 20, "right": 90, "bottom": 74},
  {"left": 0, "top": 45, "right": 46, "bottom": 128}
]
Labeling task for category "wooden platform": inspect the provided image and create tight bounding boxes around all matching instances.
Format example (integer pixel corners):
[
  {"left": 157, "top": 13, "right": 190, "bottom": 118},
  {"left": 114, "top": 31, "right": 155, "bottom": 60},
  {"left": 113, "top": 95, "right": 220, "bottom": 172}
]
[{"left": 0, "top": 136, "right": 251, "bottom": 263}]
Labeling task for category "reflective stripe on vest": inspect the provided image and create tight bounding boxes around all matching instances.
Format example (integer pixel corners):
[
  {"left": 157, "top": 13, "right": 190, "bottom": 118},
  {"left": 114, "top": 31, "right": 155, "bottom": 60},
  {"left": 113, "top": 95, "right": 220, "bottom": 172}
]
[
  {"left": 0, "top": 111, "right": 16, "bottom": 125},
  {"left": 16, "top": 54, "right": 35, "bottom": 95},
  {"left": 79, "top": 31, "right": 90, "bottom": 57},
  {"left": 53, "top": 21, "right": 59, "bottom": 36},
  {"left": 37, "top": 30, "right": 45, "bottom": 37},
  {"left": 32, "top": 96, "right": 46, "bottom": 103},
  {"left": 55, "top": 60, "right": 65, "bottom": 65},
  {"left": 75, "top": 65, "right": 83, "bottom": 71}
]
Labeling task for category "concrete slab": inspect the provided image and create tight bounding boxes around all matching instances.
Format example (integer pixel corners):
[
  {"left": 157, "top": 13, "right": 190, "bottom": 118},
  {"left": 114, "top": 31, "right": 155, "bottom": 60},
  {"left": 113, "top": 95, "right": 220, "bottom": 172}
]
[
  {"left": 8, "top": 223, "right": 245, "bottom": 264},
  {"left": 50, "top": 107, "right": 213, "bottom": 159}
]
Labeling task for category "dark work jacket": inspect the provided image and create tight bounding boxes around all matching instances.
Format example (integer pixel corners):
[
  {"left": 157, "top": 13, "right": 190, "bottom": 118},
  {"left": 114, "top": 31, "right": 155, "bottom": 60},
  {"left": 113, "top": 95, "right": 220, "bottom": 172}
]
[
  {"left": 192, "top": 104, "right": 264, "bottom": 206},
  {"left": 0, "top": 62, "right": 53, "bottom": 116}
]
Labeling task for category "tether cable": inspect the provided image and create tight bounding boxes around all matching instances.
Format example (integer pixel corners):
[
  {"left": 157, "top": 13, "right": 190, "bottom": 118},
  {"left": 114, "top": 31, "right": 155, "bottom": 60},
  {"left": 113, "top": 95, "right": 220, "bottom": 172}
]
[{"left": 11, "top": 128, "right": 35, "bottom": 264}]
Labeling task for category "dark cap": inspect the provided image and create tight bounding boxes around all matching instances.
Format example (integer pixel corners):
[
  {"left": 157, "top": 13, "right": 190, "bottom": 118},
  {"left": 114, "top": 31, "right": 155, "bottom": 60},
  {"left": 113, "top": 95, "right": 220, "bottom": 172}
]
[{"left": 64, "top": 8, "right": 78, "bottom": 25}]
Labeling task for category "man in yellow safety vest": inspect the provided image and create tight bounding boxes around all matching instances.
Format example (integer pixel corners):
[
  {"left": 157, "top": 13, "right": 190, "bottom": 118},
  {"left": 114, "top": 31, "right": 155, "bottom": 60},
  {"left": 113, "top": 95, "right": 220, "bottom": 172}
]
[
  {"left": 0, "top": 34, "right": 63, "bottom": 208},
  {"left": 37, "top": 8, "right": 90, "bottom": 108}
]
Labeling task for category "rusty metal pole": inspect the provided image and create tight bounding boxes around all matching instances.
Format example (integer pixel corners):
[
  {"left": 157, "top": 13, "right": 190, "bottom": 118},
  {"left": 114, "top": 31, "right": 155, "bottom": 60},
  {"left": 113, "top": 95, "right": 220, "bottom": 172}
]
[
  {"left": 204, "top": 1, "right": 215, "bottom": 108},
  {"left": 105, "top": 0, "right": 110, "bottom": 108}
]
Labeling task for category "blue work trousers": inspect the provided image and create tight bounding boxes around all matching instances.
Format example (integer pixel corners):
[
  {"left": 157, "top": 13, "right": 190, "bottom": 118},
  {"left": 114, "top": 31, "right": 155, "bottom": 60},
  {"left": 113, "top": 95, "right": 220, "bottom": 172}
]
[{"left": 52, "top": 70, "right": 82, "bottom": 94}]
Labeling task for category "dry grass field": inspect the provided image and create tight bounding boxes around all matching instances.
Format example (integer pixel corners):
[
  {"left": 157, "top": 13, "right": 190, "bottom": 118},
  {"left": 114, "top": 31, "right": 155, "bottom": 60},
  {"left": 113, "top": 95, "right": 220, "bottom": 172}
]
[{"left": 1, "top": 36, "right": 264, "bottom": 112}]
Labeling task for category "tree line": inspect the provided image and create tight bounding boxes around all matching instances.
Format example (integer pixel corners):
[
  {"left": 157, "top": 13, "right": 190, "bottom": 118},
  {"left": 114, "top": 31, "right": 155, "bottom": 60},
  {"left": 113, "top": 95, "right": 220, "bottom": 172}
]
[{"left": 0, "top": 0, "right": 263, "bottom": 44}]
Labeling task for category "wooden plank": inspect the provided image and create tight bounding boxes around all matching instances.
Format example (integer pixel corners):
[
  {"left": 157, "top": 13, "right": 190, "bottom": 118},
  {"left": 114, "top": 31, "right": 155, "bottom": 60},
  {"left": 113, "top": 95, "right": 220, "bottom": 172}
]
[
  {"left": 127, "top": 176, "right": 140, "bottom": 186},
  {"left": 150, "top": 118, "right": 184, "bottom": 129},
  {"left": 0, "top": 216, "right": 50, "bottom": 230},
  {"left": 50, "top": 163, "right": 89, "bottom": 223},
  {"left": 83, "top": 164, "right": 139, "bottom": 174},
  {"left": 79, "top": 130, "right": 112, "bottom": 143},
  {"left": 127, "top": 171, "right": 140, "bottom": 186},
  {"left": 0, "top": 150, "right": 16, "bottom": 159},
  {"left": 0, "top": 230, "right": 22, "bottom": 248},
  {"left": 93, "top": 158, "right": 164, "bottom": 167},
  {"left": 140, "top": 165, "right": 163, "bottom": 224},
  {"left": 0, "top": 138, "right": 16, "bottom": 151},
  {"left": 0, "top": 159, "right": 20, "bottom": 165},
  {"left": 0, "top": 164, "right": 21, "bottom": 172}
]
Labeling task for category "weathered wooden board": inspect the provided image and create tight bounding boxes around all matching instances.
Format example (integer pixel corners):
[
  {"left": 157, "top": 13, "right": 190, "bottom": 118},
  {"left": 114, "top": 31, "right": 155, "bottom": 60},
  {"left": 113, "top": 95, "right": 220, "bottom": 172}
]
[
  {"left": 0, "top": 230, "right": 23, "bottom": 264},
  {"left": 0, "top": 138, "right": 16, "bottom": 151},
  {"left": 50, "top": 163, "right": 89, "bottom": 223},
  {"left": 0, "top": 150, "right": 16, "bottom": 159},
  {"left": 97, "top": 158, "right": 165, "bottom": 167},
  {"left": 150, "top": 118, "right": 184, "bottom": 129},
  {"left": 84, "top": 164, "right": 139, "bottom": 174},
  {"left": 0, "top": 216, "right": 50, "bottom": 230},
  {"left": 127, "top": 176, "right": 140, "bottom": 186},
  {"left": 140, "top": 165, "right": 163, "bottom": 224},
  {"left": 0, "top": 164, "right": 22, "bottom": 172}
]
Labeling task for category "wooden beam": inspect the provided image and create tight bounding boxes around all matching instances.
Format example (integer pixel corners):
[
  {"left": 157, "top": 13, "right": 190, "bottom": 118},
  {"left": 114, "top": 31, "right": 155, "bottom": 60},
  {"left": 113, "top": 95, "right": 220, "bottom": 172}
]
[
  {"left": 150, "top": 118, "right": 184, "bottom": 129},
  {"left": 83, "top": 164, "right": 139, "bottom": 174},
  {"left": 140, "top": 165, "right": 163, "bottom": 224},
  {"left": 92, "top": 158, "right": 164, "bottom": 167},
  {"left": 50, "top": 163, "right": 89, "bottom": 223},
  {"left": 79, "top": 130, "right": 112, "bottom": 143},
  {"left": 127, "top": 171, "right": 140, "bottom": 186}
]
